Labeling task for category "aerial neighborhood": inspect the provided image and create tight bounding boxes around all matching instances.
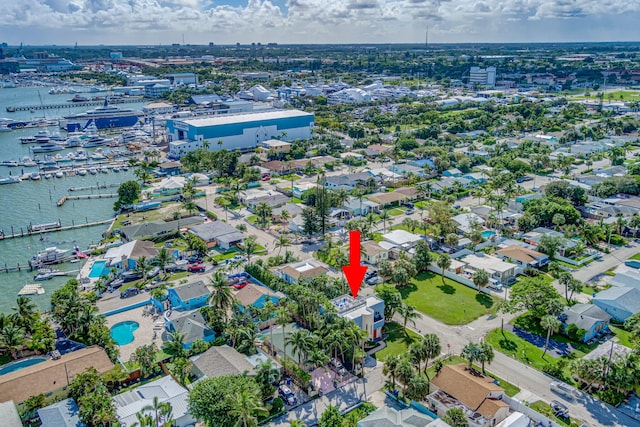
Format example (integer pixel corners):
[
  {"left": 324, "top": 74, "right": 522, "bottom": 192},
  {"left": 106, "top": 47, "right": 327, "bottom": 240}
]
[{"left": 2, "top": 42, "right": 640, "bottom": 427}]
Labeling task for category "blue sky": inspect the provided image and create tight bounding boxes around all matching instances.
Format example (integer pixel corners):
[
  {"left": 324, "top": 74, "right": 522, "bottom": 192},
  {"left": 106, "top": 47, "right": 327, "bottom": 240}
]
[{"left": 1, "top": 0, "right": 639, "bottom": 45}]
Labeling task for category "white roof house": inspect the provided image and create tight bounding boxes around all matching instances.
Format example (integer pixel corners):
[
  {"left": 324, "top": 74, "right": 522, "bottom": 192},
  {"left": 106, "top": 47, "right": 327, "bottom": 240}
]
[
  {"left": 113, "top": 376, "right": 194, "bottom": 427},
  {"left": 382, "top": 230, "right": 422, "bottom": 249},
  {"left": 459, "top": 253, "right": 516, "bottom": 284},
  {"left": 609, "top": 269, "right": 640, "bottom": 290},
  {"left": 453, "top": 212, "right": 485, "bottom": 234}
]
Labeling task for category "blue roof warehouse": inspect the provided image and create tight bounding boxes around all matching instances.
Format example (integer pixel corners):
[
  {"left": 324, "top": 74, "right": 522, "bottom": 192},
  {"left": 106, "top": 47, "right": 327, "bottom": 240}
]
[{"left": 166, "top": 109, "right": 314, "bottom": 159}]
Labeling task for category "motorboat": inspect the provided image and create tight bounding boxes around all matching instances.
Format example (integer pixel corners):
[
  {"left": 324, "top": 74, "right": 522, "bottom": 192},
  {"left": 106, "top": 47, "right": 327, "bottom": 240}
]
[
  {"left": 65, "top": 135, "right": 82, "bottom": 147},
  {"left": 31, "top": 143, "right": 64, "bottom": 153},
  {"left": 30, "top": 172, "right": 41, "bottom": 180},
  {"left": 60, "top": 101, "right": 143, "bottom": 131},
  {"left": 0, "top": 176, "right": 21, "bottom": 184},
  {"left": 89, "top": 168, "right": 98, "bottom": 175},
  {"left": 55, "top": 171, "right": 64, "bottom": 178},
  {"left": 90, "top": 148, "right": 107, "bottom": 161},
  {"left": 32, "top": 247, "right": 68, "bottom": 264},
  {"left": 43, "top": 173, "right": 52, "bottom": 179},
  {"left": 100, "top": 167, "right": 108, "bottom": 174},
  {"left": 1, "top": 160, "right": 19, "bottom": 167},
  {"left": 77, "top": 168, "right": 87, "bottom": 176},
  {"left": 82, "top": 136, "right": 111, "bottom": 148}
]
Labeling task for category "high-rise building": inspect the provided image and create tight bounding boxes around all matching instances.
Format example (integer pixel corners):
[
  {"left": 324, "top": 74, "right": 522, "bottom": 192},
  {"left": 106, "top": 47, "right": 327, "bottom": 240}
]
[{"left": 469, "top": 66, "right": 496, "bottom": 87}]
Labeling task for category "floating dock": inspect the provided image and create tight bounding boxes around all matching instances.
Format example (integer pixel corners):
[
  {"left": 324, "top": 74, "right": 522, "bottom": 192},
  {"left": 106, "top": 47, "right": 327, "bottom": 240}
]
[
  {"left": 18, "top": 284, "right": 45, "bottom": 296},
  {"left": 0, "top": 218, "right": 114, "bottom": 241},
  {"left": 6, "top": 97, "right": 144, "bottom": 112},
  {"left": 57, "top": 194, "right": 117, "bottom": 207}
]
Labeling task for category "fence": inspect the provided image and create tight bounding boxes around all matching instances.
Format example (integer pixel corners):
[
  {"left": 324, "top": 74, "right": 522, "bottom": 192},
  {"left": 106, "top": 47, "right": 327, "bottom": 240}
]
[{"left": 502, "top": 395, "right": 564, "bottom": 427}]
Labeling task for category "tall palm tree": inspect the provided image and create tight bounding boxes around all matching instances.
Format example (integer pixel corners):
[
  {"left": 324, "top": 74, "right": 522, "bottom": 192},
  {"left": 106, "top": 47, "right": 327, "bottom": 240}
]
[
  {"left": 397, "top": 304, "right": 420, "bottom": 330},
  {"left": 275, "top": 234, "right": 291, "bottom": 256},
  {"left": 208, "top": 272, "right": 234, "bottom": 320},
  {"left": 323, "top": 330, "right": 347, "bottom": 363},
  {"left": 243, "top": 236, "right": 259, "bottom": 264},
  {"left": 255, "top": 202, "right": 273, "bottom": 228},
  {"left": 227, "top": 385, "right": 269, "bottom": 427},
  {"left": 275, "top": 306, "right": 291, "bottom": 359},
  {"left": 165, "top": 331, "right": 186, "bottom": 358},
  {"left": 286, "top": 329, "right": 313, "bottom": 365},
  {"left": 141, "top": 397, "right": 172, "bottom": 427},
  {"left": 136, "top": 256, "right": 150, "bottom": 282},
  {"left": 420, "top": 333, "right": 441, "bottom": 377},
  {"left": 436, "top": 254, "right": 451, "bottom": 283},
  {"left": 379, "top": 209, "right": 390, "bottom": 233},
  {"left": 541, "top": 315, "right": 562, "bottom": 359},
  {"left": 383, "top": 354, "right": 401, "bottom": 389},
  {"left": 0, "top": 324, "right": 25, "bottom": 359}
]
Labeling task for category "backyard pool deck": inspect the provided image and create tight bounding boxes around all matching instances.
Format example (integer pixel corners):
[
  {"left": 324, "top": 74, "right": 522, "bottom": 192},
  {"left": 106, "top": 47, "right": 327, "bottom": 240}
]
[{"left": 105, "top": 306, "right": 164, "bottom": 361}]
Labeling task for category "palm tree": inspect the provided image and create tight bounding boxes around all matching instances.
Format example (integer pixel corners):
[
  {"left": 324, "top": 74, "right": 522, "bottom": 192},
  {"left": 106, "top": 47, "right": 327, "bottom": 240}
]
[
  {"left": 155, "top": 248, "right": 172, "bottom": 277},
  {"left": 215, "top": 196, "right": 231, "bottom": 222},
  {"left": 379, "top": 209, "right": 390, "bottom": 233},
  {"left": 255, "top": 202, "right": 273, "bottom": 228},
  {"left": 306, "top": 348, "right": 329, "bottom": 370},
  {"left": 164, "top": 331, "right": 186, "bottom": 358},
  {"left": 397, "top": 304, "right": 420, "bottom": 330},
  {"left": 243, "top": 235, "right": 259, "bottom": 264},
  {"left": 461, "top": 342, "right": 481, "bottom": 368},
  {"left": 12, "top": 296, "right": 38, "bottom": 333},
  {"left": 436, "top": 254, "right": 451, "bottom": 283},
  {"left": 442, "top": 407, "right": 468, "bottom": 427},
  {"left": 275, "top": 306, "right": 291, "bottom": 358},
  {"left": 275, "top": 234, "right": 291, "bottom": 256},
  {"left": 228, "top": 385, "right": 269, "bottom": 427},
  {"left": 208, "top": 272, "right": 234, "bottom": 320},
  {"left": 472, "top": 269, "right": 490, "bottom": 294},
  {"left": 141, "top": 397, "right": 172, "bottom": 427},
  {"left": 323, "top": 330, "right": 347, "bottom": 363},
  {"left": 286, "top": 329, "right": 313, "bottom": 365},
  {"left": 136, "top": 256, "right": 150, "bottom": 282},
  {"left": 279, "top": 209, "right": 290, "bottom": 226},
  {"left": 541, "top": 315, "right": 562, "bottom": 359},
  {"left": 477, "top": 342, "right": 494, "bottom": 374},
  {"left": 420, "top": 333, "right": 441, "bottom": 377},
  {"left": 383, "top": 354, "right": 401, "bottom": 389},
  {"left": 0, "top": 324, "right": 25, "bottom": 359}
]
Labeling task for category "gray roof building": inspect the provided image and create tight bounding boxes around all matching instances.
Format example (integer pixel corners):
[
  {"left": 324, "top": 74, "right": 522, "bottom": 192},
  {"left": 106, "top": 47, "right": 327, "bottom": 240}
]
[
  {"left": 173, "top": 281, "right": 209, "bottom": 302},
  {"left": 0, "top": 401, "right": 22, "bottom": 427},
  {"left": 561, "top": 304, "right": 611, "bottom": 331},
  {"left": 37, "top": 398, "right": 85, "bottom": 427},
  {"left": 190, "top": 345, "right": 256, "bottom": 379},
  {"left": 357, "top": 406, "right": 436, "bottom": 427},
  {"left": 119, "top": 217, "right": 204, "bottom": 241},
  {"left": 166, "top": 310, "right": 214, "bottom": 346}
]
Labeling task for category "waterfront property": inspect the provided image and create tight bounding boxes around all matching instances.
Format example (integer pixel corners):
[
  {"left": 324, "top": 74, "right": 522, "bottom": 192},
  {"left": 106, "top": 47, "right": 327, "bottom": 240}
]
[
  {"left": 166, "top": 109, "right": 314, "bottom": 159},
  {"left": 0, "top": 347, "right": 113, "bottom": 404}
]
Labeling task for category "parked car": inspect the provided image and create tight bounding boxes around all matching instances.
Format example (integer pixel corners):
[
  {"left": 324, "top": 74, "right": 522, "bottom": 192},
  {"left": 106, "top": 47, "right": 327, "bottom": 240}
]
[
  {"left": 278, "top": 385, "right": 297, "bottom": 406},
  {"left": 109, "top": 278, "right": 124, "bottom": 289},
  {"left": 550, "top": 400, "right": 569, "bottom": 418},
  {"left": 121, "top": 271, "right": 143, "bottom": 282},
  {"left": 120, "top": 288, "right": 139, "bottom": 299},
  {"left": 366, "top": 276, "right": 383, "bottom": 285},
  {"left": 188, "top": 262, "right": 205, "bottom": 273},
  {"left": 401, "top": 202, "right": 414, "bottom": 209},
  {"left": 232, "top": 281, "right": 248, "bottom": 290},
  {"left": 330, "top": 357, "right": 347, "bottom": 375},
  {"left": 405, "top": 208, "right": 415, "bottom": 215}
]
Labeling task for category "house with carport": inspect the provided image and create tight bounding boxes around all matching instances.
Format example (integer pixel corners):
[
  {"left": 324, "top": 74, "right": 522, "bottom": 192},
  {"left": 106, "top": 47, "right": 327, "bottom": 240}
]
[{"left": 189, "top": 221, "right": 245, "bottom": 250}]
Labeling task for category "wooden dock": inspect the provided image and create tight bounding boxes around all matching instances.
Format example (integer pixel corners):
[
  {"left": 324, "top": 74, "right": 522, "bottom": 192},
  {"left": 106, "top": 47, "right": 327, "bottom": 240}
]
[
  {"left": 58, "top": 194, "right": 117, "bottom": 206},
  {"left": 69, "top": 183, "right": 119, "bottom": 192},
  {"left": 0, "top": 218, "right": 114, "bottom": 241}
]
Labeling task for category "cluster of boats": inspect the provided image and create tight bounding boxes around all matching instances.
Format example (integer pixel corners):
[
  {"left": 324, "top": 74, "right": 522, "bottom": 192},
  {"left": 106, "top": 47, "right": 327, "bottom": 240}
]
[{"left": 20, "top": 124, "right": 117, "bottom": 152}]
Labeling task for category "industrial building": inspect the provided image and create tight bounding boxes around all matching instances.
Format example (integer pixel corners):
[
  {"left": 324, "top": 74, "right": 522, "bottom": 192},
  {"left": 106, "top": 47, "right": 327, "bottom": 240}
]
[{"left": 166, "top": 109, "right": 314, "bottom": 159}]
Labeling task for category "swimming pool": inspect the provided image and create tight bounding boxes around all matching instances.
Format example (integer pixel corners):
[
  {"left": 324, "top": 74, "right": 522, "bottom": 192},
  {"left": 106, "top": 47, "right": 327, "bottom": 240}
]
[
  {"left": 110, "top": 321, "right": 139, "bottom": 346},
  {"left": 89, "top": 260, "right": 109, "bottom": 278},
  {"left": 481, "top": 230, "right": 496, "bottom": 239},
  {"left": 0, "top": 357, "right": 48, "bottom": 375}
]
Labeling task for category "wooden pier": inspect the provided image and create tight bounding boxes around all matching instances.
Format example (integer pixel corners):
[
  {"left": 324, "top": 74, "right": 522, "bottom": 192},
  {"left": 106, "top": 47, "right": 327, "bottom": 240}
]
[
  {"left": 69, "top": 183, "right": 119, "bottom": 192},
  {"left": 0, "top": 218, "right": 114, "bottom": 241},
  {"left": 57, "top": 194, "right": 117, "bottom": 206},
  {"left": 6, "top": 97, "right": 144, "bottom": 112}
]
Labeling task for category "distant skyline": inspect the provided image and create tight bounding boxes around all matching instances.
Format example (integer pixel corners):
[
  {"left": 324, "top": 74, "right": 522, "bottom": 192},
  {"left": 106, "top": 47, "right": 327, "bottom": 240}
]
[{"left": 1, "top": 0, "right": 640, "bottom": 46}]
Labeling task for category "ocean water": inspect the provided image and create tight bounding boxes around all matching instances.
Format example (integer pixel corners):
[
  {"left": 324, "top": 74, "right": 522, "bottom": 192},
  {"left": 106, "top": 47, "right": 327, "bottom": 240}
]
[{"left": 0, "top": 86, "right": 146, "bottom": 314}]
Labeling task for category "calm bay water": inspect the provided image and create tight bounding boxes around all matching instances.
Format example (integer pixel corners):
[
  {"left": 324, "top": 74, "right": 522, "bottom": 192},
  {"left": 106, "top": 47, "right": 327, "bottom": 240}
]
[{"left": 0, "top": 86, "right": 146, "bottom": 314}]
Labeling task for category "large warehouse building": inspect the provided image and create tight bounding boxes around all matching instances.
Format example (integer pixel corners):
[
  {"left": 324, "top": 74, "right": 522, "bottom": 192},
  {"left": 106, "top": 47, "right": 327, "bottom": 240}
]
[{"left": 166, "top": 109, "right": 314, "bottom": 159}]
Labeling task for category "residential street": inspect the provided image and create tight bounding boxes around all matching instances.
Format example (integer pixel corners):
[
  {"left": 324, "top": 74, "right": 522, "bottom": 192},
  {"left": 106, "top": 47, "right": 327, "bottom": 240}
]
[{"left": 573, "top": 241, "right": 640, "bottom": 282}]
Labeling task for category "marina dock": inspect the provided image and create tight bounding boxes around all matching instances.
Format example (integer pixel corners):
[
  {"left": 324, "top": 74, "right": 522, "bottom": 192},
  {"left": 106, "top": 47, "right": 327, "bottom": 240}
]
[
  {"left": 57, "top": 194, "right": 117, "bottom": 206},
  {"left": 6, "top": 97, "right": 144, "bottom": 112},
  {"left": 0, "top": 218, "right": 114, "bottom": 241},
  {"left": 69, "top": 183, "right": 120, "bottom": 192}
]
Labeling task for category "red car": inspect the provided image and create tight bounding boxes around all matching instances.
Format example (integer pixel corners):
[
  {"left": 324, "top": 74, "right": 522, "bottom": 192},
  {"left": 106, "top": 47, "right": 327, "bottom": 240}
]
[
  {"left": 188, "top": 262, "right": 205, "bottom": 272},
  {"left": 233, "top": 281, "right": 248, "bottom": 290}
]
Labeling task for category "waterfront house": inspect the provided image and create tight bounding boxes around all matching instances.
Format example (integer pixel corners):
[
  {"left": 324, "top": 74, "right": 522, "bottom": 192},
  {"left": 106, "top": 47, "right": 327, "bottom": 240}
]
[
  {"left": 428, "top": 364, "right": 510, "bottom": 427},
  {"left": 103, "top": 239, "right": 158, "bottom": 270},
  {"left": 167, "top": 280, "right": 209, "bottom": 311},
  {"left": 118, "top": 217, "right": 204, "bottom": 242},
  {"left": 156, "top": 161, "right": 182, "bottom": 176},
  {"left": 593, "top": 287, "right": 640, "bottom": 322},
  {"left": 560, "top": 304, "right": 611, "bottom": 342},
  {"left": 37, "top": 398, "right": 85, "bottom": 427},
  {"left": 330, "top": 295, "right": 385, "bottom": 340},
  {"left": 0, "top": 347, "right": 113, "bottom": 404},
  {"left": 113, "top": 376, "right": 195, "bottom": 427},
  {"left": 189, "top": 221, "right": 244, "bottom": 250}
]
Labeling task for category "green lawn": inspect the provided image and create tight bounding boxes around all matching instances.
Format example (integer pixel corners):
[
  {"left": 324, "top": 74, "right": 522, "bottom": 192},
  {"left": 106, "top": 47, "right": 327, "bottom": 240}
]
[
  {"left": 630, "top": 253, "right": 640, "bottom": 261},
  {"left": 396, "top": 272, "right": 498, "bottom": 325},
  {"left": 530, "top": 401, "right": 583, "bottom": 427},
  {"left": 291, "top": 197, "right": 304, "bottom": 204},
  {"left": 371, "top": 232, "right": 383, "bottom": 242},
  {"left": 388, "top": 208, "right": 405, "bottom": 216},
  {"left": 485, "top": 329, "right": 573, "bottom": 381},
  {"left": 609, "top": 325, "right": 635, "bottom": 348},
  {"left": 375, "top": 321, "right": 421, "bottom": 360},
  {"left": 513, "top": 313, "right": 596, "bottom": 355},
  {"left": 414, "top": 201, "right": 430, "bottom": 209}
]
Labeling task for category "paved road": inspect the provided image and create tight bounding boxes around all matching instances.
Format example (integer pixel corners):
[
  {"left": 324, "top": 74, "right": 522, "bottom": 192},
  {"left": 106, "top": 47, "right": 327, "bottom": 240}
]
[{"left": 572, "top": 241, "right": 640, "bottom": 283}]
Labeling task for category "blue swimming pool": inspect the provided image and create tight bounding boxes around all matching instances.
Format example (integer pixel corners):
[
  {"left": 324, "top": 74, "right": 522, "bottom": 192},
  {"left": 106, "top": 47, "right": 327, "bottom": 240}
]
[
  {"left": 481, "top": 230, "right": 496, "bottom": 239},
  {"left": 0, "top": 357, "right": 47, "bottom": 375},
  {"left": 110, "top": 321, "right": 139, "bottom": 346},
  {"left": 89, "top": 260, "right": 108, "bottom": 278}
]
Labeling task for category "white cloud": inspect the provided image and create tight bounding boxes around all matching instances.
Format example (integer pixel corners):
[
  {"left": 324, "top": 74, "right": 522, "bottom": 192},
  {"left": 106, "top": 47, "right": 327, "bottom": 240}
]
[{"left": 0, "top": 0, "right": 638, "bottom": 44}]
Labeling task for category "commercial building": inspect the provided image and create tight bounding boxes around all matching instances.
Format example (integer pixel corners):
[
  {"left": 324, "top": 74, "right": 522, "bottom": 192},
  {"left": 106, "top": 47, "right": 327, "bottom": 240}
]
[
  {"left": 166, "top": 109, "right": 314, "bottom": 159},
  {"left": 469, "top": 66, "right": 497, "bottom": 87}
]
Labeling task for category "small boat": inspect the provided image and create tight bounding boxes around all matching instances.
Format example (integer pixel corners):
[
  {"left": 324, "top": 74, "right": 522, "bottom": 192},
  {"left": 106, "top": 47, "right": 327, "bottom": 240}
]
[
  {"left": 37, "top": 267, "right": 59, "bottom": 274},
  {"left": 0, "top": 176, "right": 21, "bottom": 184},
  {"left": 18, "top": 284, "right": 45, "bottom": 296},
  {"left": 1, "top": 160, "right": 18, "bottom": 167},
  {"left": 0, "top": 125, "right": 12, "bottom": 133},
  {"left": 44, "top": 173, "right": 53, "bottom": 179},
  {"left": 89, "top": 168, "right": 97, "bottom": 175},
  {"left": 122, "top": 166, "right": 129, "bottom": 172},
  {"left": 82, "top": 136, "right": 111, "bottom": 148},
  {"left": 68, "top": 95, "right": 90, "bottom": 103},
  {"left": 77, "top": 168, "right": 87, "bottom": 176},
  {"left": 112, "top": 167, "right": 120, "bottom": 173},
  {"left": 100, "top": 168, "right": 108, "bottom": 174},
  {"left": 55, "top": 171, "right": 64, "bottom": 178},
  {"left": 34, "top": 272, "right": 54, "bottom": 281},
  {"left": 30, "top": 172, "right": 41, "bottom": 180}
]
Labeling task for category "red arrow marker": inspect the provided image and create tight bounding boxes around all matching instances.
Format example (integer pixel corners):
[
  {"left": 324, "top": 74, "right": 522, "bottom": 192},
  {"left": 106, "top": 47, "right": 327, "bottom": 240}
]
[{"left": 342, "top": 230, "right": 367, "bottom": 298}]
